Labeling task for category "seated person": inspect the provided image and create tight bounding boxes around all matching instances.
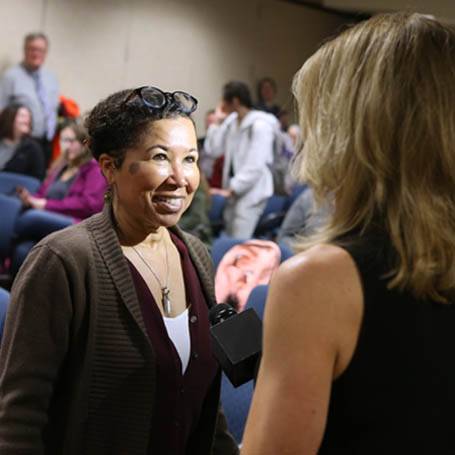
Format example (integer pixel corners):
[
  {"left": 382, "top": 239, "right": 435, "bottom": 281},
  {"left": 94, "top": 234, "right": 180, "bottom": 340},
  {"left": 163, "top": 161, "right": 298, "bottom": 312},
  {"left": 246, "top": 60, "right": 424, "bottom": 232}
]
[
  {"left": 17, "top": 119, "right": 106, "bottom": 224},
  {"left": 179, "top": 174, "right": 213, "bottom": 246},
  {"left": 277, "top": 186, "right": 330, "bottom": 248},
  {"left": 12, "top": 120, "right": 106, "bottom": 270},
  {"left": 0, "top": 103, "right": 44, "bottom": 180}
]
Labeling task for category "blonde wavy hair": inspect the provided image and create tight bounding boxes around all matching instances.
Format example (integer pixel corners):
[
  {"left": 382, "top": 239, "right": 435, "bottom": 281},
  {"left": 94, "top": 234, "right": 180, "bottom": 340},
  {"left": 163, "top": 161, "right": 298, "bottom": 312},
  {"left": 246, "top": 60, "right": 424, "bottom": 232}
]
[{"left": 292, "top": 12, "right": 455, "bottom": 303}]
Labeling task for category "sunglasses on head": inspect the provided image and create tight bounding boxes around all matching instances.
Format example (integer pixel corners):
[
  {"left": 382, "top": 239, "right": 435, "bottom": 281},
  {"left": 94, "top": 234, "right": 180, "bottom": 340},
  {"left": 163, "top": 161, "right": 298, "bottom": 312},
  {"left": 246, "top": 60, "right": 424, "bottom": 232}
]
[{"left": 124, "top": 86, "right": 198, "bottom": 115}]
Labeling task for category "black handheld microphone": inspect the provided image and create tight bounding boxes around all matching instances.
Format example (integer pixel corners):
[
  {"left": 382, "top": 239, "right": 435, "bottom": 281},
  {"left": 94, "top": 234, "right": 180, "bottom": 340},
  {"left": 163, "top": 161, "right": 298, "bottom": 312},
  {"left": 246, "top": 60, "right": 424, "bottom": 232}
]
[{"left": 209, "top": 303, "right": 262, "bottom": 387}]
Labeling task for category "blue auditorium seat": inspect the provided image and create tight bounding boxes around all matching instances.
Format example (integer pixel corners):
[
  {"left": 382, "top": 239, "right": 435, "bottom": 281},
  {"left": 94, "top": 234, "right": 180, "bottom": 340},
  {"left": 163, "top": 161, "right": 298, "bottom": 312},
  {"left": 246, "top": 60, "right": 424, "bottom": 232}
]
[
  {"left": 208, "top": 194, "right": 227, "bottom": 237},
  {"left": 253, "top": 194, "right": 288, "bottom": 239},
  {"left": 285, "top": 184, "right": 307, "bottom": 210},
  {"left": 0, "top": 287, "right": 10, "bottom": 342},
  {"left": 221, "top": 372, "right": 254, "bottom": 445},
  {"left": 245, "top": 284, "right": 269, "bottom": 320},
  {"left": 278, "top": 241, "right": 294, "bottom": 262},
  {"left": 220, "top": 284, "right": 269, "bottom": 444},
  {"left": 211, "top": 236, "right": 247, "bottom": 270},
  {"left": 0, "top": 171, "right": 41, "bottom": 195},
  {"left": 0, "top": 194, "right": 22, "bottom": 261}
]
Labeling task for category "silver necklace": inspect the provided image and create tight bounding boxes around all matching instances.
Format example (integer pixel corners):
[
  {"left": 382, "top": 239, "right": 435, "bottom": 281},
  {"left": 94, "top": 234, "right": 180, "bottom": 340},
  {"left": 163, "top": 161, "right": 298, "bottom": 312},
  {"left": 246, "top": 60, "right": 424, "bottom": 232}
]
[{"left": 131, "top": 242, "right": 172, "bottom": 317}]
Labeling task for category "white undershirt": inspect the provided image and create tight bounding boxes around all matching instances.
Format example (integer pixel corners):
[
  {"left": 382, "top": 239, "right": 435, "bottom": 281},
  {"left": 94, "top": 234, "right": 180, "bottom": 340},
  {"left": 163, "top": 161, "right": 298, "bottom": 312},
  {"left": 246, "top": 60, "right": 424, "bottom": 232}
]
[{"left": 163, "top": 308, "right": 191, "bottom": 375}]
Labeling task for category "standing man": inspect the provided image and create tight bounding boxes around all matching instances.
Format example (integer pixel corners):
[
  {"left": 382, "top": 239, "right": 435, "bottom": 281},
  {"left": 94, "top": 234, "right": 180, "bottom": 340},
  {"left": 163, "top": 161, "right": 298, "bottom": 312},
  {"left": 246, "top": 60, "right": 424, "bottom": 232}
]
[
  {"left": 204, "top": 81, "right": 278, "bottom": 238},
  {"left": 0, "top": 32, "right": 59, "bottom": 167}
]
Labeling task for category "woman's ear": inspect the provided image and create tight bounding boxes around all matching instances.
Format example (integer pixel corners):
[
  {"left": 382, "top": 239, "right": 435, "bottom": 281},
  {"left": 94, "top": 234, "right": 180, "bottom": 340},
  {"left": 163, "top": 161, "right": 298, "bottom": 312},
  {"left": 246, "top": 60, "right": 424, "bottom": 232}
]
[{"left": 98, "top": 153, "right": 117, "bottom": 184}]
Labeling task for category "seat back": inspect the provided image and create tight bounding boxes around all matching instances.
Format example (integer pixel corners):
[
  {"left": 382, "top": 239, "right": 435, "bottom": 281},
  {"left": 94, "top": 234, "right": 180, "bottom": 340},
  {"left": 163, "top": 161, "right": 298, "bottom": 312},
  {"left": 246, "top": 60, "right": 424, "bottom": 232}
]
[
  {"left": 0, "top": 171, "right": 41, "bottom": 195},
  {"left": 261, "top": 194, "right": 288, "bottom": 219},
  {"left": 285, "top": 184, "right": 307, "bottom": 210},
  {"left": 0, "top": 287, "right": 10, "bottom": 342},
  {"left": 0, "top": 194, "right": 22, "bottom": 260},
  {"left": 208, "top": 194, "right": 227, "bottom": 237},
  {"left": 278, "top": 241, "right": 294, "bottom": 262},
  {"left": 220, "top": 373, "right": 254, "bottom": 445},
  {"left": 254, "top": 194, "right": 288, "bottom": 238},
  {"left": 211, "top": 236, "right": 247, "bottom": 271},
  {"left": 11, "top": 240, "right": 36, "bottom": 276},
  {"left": 245, "top": 284, "right": 269, "bottom": 320},
  {"left": 220, "top": 284, "right": 269, "bottom": 444}
]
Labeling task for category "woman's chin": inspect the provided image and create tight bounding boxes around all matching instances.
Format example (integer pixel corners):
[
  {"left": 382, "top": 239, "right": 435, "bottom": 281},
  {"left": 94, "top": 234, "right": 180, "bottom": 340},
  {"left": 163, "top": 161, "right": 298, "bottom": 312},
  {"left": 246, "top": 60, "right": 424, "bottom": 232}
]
[{"left": 148, "top": 211, "right": 184, "bottom": 230}]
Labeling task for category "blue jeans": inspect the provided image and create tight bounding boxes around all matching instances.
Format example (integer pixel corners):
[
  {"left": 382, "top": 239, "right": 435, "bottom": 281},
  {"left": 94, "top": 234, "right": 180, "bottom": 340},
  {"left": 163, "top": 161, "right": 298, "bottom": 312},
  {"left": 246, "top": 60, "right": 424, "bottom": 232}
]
[
  {"left": 15, "top": 209, "right": 74, "bottom": 241},
  {"left": 11, "top": 210, "right": 74, "bottom": 275}
]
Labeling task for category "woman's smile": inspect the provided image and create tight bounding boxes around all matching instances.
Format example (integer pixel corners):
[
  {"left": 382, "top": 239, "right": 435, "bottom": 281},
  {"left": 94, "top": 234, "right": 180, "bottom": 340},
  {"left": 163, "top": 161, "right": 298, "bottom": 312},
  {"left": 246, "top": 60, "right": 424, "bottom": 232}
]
[{"left": 151, "top": 193, "right": 186, "bottom": 213}]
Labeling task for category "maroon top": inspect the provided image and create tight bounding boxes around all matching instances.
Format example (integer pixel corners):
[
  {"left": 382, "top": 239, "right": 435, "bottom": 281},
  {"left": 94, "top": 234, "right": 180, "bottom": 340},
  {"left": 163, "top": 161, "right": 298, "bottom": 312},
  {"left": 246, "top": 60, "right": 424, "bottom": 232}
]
[{"left": 127, "top": 232, "right": 218, "bottom": 454}]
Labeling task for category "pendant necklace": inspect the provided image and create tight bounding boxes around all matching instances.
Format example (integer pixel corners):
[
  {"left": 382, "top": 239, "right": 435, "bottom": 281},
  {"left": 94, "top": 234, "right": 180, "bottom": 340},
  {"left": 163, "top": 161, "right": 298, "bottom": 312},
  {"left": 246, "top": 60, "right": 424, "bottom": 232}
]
[{"left": 131, "top": 241, "right": 172, "bottom": 317}]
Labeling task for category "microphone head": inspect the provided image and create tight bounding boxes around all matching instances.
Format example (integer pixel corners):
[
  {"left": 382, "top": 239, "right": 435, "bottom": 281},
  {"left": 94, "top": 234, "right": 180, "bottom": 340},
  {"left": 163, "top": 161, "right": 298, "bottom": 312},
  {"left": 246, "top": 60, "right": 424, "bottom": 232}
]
[{"left": 209, "top": 303, "right": 237, "bottom": 326}]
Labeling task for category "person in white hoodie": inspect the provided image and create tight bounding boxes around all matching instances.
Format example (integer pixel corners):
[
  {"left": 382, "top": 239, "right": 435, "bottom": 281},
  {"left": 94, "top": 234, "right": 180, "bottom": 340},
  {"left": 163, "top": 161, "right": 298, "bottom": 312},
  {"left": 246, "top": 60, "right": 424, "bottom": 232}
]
[{"left": 204, "top": 81, "right": 278, "bottom": 238}]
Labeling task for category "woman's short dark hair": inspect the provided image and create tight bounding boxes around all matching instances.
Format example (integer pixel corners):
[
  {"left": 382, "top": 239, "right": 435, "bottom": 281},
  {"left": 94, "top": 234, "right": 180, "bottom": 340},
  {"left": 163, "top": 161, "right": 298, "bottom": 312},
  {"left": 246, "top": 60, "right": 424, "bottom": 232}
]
[
  {"left": 222, "top": 81, "right": 253, "bottom": 109},
  {"left": 85, "top": 88, "right": 195, "bottom": 167},
  {"left": 0, "top": 103, "right": 31, "bottom": 140}
]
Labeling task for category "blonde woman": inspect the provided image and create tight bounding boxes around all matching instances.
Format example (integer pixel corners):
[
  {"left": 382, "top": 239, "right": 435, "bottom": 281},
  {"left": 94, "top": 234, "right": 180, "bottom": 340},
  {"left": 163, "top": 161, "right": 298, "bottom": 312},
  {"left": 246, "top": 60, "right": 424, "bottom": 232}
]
[{"left": 242, "top": 12, "right": 455, "bottom": 454}]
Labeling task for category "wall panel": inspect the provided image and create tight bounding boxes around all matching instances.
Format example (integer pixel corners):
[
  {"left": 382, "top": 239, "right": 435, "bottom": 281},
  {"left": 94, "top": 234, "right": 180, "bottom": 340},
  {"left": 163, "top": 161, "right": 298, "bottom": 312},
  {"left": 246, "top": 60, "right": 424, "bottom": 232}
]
[{"left": 0, "top": 0, "right": 345, "bottom": 129}]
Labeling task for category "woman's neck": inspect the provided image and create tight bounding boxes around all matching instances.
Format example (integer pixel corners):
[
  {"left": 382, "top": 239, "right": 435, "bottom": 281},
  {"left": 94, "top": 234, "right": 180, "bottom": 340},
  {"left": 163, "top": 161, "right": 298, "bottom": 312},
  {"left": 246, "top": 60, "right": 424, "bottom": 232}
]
[
  {"left": 140, "top": 228, "right": 167, "bottom": 247},
  {"left": 113, "top": 199, "right": 165, "bottom": 247},
  {"left": 66, "top": 161, "right": 79, "bottom": 171},
  {"left": 68, "top": 155, "right": 88, "bottom": 169}
]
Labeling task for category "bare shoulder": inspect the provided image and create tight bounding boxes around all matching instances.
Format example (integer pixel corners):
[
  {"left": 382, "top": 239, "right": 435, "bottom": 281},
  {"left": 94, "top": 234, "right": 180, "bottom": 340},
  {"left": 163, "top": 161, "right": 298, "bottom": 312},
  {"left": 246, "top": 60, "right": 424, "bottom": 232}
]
[
  {"left": 265, "top": 243, "right": 363, "bottom": 377},
  {"left": 242, "top": 245, "right": 364, "bottom": 454},
  {"left": 272, "top": 243, "right": 360, "bottom": 304}
]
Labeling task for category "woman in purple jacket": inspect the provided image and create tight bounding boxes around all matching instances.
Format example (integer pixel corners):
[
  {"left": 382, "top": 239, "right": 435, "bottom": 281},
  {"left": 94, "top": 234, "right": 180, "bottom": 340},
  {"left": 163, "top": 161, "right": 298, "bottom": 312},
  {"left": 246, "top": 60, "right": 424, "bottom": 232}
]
[{"left": 12, "top": 120, "right": 106, "bottom": 270}]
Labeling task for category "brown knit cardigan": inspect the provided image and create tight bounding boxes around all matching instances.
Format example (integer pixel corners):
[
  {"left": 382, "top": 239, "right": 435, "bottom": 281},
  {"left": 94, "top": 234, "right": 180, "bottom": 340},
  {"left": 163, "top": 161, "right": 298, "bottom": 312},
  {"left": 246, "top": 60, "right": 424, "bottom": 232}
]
[{"left": 0, "top": 204, "right": 239, "bottom": 455}]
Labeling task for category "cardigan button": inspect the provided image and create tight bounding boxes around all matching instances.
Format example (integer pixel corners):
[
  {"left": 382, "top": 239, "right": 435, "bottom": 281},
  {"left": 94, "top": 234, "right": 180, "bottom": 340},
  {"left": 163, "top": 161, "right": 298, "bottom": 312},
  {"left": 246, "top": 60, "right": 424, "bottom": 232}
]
[
  {"left": 192, "top": 352, "right": 199, "bottom": 359},
  {"left": 190, "top": 315, "right": 198, "bottom": 323}
]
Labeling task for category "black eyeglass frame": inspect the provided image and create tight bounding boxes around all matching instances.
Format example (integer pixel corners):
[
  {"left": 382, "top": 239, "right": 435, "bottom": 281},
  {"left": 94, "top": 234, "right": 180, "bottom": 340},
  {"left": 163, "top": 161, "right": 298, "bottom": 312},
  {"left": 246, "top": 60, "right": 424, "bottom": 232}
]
[{"left": 124, "top": 86, "right": 198, "bottom": 115}]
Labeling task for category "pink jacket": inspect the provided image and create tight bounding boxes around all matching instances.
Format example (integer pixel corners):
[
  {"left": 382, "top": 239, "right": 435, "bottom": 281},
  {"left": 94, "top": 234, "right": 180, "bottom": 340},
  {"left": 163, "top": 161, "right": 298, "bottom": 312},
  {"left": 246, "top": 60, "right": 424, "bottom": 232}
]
[{"left": 36, "top": 159, "right": 106, "bottom": 221}]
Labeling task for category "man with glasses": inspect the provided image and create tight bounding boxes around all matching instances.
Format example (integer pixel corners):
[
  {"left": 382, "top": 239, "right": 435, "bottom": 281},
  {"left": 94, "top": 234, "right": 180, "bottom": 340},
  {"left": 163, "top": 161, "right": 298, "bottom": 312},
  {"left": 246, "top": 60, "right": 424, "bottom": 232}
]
[{"left": 0, "top": 32, "right": 59, "bottom": 168}]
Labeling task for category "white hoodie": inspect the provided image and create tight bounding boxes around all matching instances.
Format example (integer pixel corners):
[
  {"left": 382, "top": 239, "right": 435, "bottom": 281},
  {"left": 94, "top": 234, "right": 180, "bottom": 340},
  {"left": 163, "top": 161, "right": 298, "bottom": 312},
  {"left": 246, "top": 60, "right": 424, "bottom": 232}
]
[{"left": 204, "top": 110, "right": 278, "bottom": 205}]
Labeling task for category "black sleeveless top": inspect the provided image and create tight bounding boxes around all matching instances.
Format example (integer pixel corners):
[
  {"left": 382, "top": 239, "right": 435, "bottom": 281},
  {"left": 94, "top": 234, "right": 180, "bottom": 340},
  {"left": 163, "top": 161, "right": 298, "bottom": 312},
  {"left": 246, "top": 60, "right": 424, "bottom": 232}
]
[{"left": 319, "top": 233, "right": 455, "bottom": 454}]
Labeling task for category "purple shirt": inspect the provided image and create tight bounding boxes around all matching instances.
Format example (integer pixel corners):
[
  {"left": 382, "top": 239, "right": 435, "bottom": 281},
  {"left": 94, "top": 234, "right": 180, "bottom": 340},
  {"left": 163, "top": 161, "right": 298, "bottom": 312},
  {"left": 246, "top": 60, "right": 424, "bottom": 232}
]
[
  {"left": 127, "top": 232, "right": 219, "bottom": 454},
  {"left": 35, "top": 159, "right": 106, "bottom": 221}
]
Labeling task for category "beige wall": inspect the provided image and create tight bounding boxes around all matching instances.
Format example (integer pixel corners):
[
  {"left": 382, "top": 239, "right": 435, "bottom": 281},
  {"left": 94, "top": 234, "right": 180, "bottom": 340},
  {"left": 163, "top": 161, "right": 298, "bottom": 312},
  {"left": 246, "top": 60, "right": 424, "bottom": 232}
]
[
  {"left": 0, "top": 0, "right": 345, "bottom": 131},
  {"left": 326, "top": 0, "right": 455, "bottom": 23}
]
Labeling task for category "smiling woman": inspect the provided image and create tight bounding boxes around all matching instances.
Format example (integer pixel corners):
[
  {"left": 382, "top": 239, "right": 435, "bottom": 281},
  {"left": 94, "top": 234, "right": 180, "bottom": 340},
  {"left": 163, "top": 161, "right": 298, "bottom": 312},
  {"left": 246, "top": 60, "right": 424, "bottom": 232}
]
[{"left": 0, "top": 87, "right": 239, "bottom": 454}]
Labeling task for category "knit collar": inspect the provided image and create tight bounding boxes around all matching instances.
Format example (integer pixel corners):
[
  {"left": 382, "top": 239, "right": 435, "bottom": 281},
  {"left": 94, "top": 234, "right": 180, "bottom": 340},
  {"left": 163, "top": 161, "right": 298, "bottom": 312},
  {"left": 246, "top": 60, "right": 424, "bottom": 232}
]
[{"left": 87, "top": 203, "right": 216, "bottom": 348}]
